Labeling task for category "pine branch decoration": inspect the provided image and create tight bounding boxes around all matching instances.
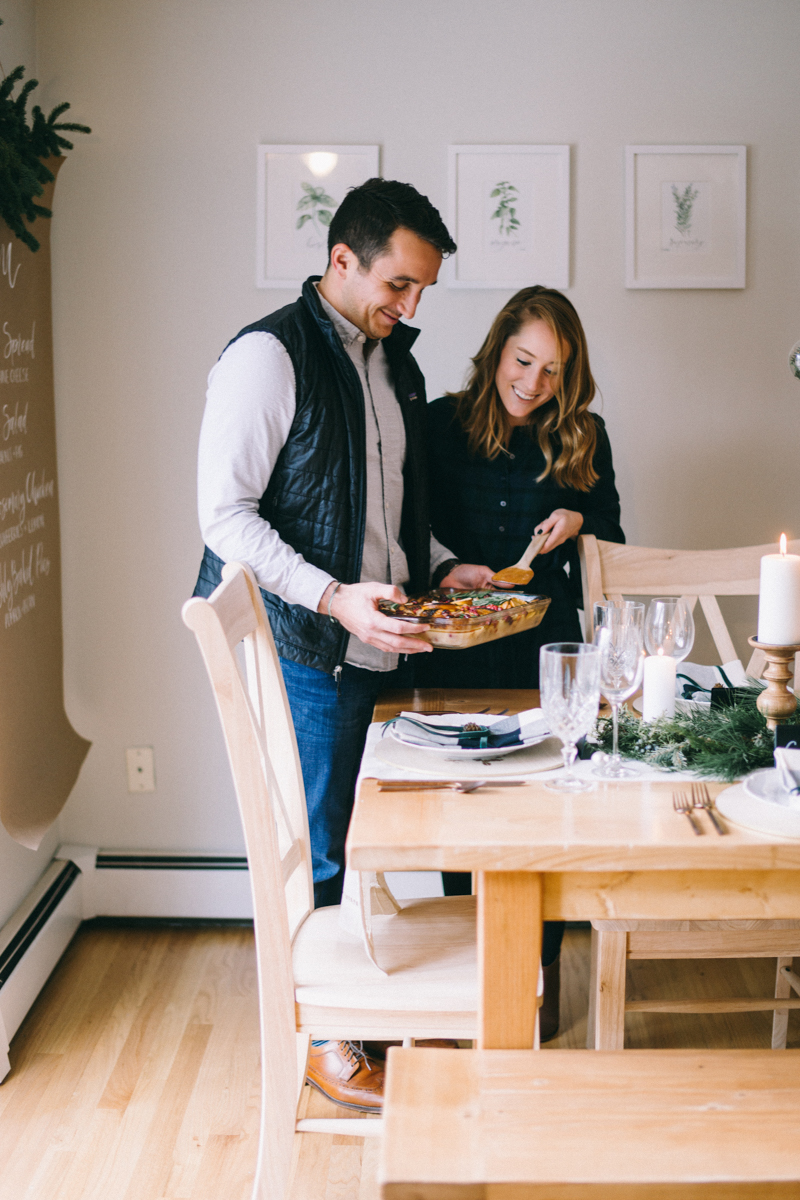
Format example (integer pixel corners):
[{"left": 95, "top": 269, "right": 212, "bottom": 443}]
[
  {"left": 0, "top": 23, "right": 91, "bottom": 251},
  {"left": 590, "top": 684, "right": 777, "bottom": 782}
]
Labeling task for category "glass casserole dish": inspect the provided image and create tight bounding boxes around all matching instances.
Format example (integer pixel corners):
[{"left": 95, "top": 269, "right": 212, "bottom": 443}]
[{"left": 377, "top": 589, "right": 551, "bottom": 649}]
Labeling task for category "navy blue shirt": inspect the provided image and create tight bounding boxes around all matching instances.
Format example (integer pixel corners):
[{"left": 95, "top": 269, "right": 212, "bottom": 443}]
[{"left": 415, "top": 397, "right": 625, "bottom": 690}]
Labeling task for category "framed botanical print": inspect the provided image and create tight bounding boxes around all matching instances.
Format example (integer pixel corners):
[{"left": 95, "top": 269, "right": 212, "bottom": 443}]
[
  {"left": 447, "top": 145, "right": 570, "bottom": 289},
  {"left": 625, "top": 145, "right": 746, "bottom": 288},
  {"left": 256, "top": 144, "right": 380, "bottom": 287}
]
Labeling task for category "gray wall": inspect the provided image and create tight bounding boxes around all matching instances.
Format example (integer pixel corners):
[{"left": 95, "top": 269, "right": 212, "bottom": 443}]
[{"left": 8, "top": 0, "right": 799, "bottom": 863}]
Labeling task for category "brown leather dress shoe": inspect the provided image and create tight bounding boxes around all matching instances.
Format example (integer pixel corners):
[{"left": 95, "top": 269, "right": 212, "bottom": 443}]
[{"left": 306, "top": 1041, "right": 384, "bottom": 1112}]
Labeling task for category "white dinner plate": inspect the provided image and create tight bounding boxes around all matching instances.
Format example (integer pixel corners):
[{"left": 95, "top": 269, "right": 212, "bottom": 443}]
[
  {"left": 716, "top": 780, "right": 800, "bottom": 840},
  {"left": 375, "top": 734, "right": 565, "bottom": 777},
  {"left": 386, "top": 712, "right": 552, "bottom": 761},
  {"left": 742, "top": 767, "right": 800, "bottom": 810}
]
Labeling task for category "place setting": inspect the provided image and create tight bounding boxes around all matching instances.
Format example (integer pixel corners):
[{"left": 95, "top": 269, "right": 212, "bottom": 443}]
[{"left": 366, "top": 706, "right": 565, "bottom": 781}]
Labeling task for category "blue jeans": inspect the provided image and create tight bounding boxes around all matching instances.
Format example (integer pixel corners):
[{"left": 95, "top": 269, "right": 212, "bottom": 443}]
[{"left": 279, "top": 657, "right": 413, "bottom": 909}]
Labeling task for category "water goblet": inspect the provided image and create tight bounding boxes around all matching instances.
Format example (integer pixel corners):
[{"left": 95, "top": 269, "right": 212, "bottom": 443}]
[
  {"left": 592, "top": 604, "right": 645, "bottom": 778},
  {"left": 644, "top": 597, "right": 695, "bottom": 661},
  {"left": 539, "top": 642, "right": 602, "bottom": 793}
]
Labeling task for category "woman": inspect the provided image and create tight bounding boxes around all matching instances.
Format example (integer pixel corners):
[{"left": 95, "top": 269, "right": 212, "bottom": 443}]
[
  {"left": 419, "top": 286, "right": 625, "bottom": 1040},
  {"left": 420, "top": 285, "right": 624, "bottom": 689}
]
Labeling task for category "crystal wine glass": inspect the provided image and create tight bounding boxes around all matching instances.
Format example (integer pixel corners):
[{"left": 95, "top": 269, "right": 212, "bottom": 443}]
[
  {"left": 539, "top": 642, "right": 602, "bottom": 793},
  {"left": 593, "top": 599, "right": 645, "bottom": 641},
  {"left": 592, "top": 604, "right": 645, "bottom": 778},
  {"left": 644, "top": 597, "right": 695, "bottom": 661}
]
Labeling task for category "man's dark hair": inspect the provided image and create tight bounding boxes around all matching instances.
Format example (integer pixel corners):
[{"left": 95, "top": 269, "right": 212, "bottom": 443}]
[{"left": 326, "top": 178, "right": 457, "bottom": 269}]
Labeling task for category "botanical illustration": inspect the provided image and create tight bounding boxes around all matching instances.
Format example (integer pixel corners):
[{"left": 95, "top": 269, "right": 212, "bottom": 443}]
[
  {"left": 296, "top": 181, "right": 337, "bottom": 246},
  {"left": 489, "top": 181, "right": 520, "bottom": 238},
  {"left": 660, "top": 178, "right": 708, "bottom": 255},
  {"left": 670, "top": 182, "right": 699, "bottom": 237}
]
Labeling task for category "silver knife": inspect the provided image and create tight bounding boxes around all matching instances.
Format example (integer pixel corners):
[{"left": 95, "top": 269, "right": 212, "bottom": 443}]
[{"left": 374, "top": 779, "right": 526, "bottom": 791}]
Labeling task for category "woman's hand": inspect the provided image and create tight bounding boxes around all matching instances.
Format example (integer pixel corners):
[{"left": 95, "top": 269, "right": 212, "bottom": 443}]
[
  {"left": 438, "top": 562, "right": 497, "bottom": 589},
  {"left": 536, "top": 509, "right": 584, "bottom": 553}
]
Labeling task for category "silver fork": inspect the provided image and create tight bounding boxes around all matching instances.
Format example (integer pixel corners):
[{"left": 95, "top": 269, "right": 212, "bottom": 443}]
[
  {"left": 691, "top": 781, "right": 727, "bottom": 835},
  {"left": 673, "top": 790, "right": 704, "bottom": 835}
]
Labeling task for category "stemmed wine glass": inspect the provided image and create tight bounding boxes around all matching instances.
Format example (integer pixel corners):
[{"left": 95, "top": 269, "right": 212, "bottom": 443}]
[
  {"left": 592, "top": 603, "right": 645, "bottom": 778},
  {"left": 539, "top": 642, "right": 601, "bottom": 793},
  {"left": 644, "top": 598, "right": 695, "bottom": 661}
]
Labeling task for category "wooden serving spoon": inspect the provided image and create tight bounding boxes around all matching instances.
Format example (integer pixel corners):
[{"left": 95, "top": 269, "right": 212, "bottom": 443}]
[{"left": 491, "top": 531, "right": 548, "bottom": 588}]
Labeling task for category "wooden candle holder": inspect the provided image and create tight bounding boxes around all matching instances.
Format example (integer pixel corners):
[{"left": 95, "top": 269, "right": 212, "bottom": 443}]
[{"left": 748, "top": 636, "right": 800, "bottom": 729}]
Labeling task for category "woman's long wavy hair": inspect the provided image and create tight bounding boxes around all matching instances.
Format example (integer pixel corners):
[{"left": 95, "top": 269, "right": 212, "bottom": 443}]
[{"left": 452, "top": 286, "right": 598, "bottom": 491}]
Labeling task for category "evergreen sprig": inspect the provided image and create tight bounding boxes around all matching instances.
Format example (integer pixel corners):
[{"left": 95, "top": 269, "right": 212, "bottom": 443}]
[
  {"left": 591, "top": 684, "right": 777, "bottom": 782},
  {"left": 0, "top": 23, "right": 91, "bottom": 251}
]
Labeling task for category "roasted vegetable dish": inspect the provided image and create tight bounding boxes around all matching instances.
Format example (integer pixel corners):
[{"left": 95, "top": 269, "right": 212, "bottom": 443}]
[{"left": 377, "top": 590, "right": 550, "bottom": 649}]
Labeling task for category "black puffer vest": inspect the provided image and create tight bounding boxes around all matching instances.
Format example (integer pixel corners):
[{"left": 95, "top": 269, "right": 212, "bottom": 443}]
[{"left": 193, "top": 278, "right": 431, "bottom": 674}]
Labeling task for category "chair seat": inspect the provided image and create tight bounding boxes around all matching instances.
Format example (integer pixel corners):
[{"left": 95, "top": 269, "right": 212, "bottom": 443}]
[
  {"left": 380, "top": 1047, "right": 800, "bottom": 1197},
  {"left": 293, "top": 896, "right": 478, "bottom": 1038}
]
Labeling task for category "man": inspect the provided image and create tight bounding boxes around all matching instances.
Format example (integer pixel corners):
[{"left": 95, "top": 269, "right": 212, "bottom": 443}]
[{"left": 194, "top": 178, "right": 492, "bottom": 1110}]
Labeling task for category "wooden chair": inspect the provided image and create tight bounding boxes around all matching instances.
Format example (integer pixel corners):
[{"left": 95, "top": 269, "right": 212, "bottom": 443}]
[
  {"left": 184, "top": 563, "right": 539, "bottom": 1200},
  {"left": 578, "top": 534, "right": 800, "bottom": 1050},
  {"left": 380, "top": 1046, "right": 800, "bottom": 1197}
]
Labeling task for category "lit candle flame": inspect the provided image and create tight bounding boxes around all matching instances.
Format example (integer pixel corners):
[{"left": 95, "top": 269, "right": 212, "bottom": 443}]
[{"left": 781, "top": 533, "right": 787, "bottom": 556}]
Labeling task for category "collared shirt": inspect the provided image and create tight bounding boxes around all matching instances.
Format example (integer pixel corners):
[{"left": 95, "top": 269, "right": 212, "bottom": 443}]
[{"left": 316, "top": 292, "right": 410, "bottom": 670}]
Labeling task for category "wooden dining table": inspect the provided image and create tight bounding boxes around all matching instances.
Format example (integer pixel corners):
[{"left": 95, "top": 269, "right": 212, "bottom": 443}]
[{"left": 346, "top": 687, "right": 800, "bottom": 1050}]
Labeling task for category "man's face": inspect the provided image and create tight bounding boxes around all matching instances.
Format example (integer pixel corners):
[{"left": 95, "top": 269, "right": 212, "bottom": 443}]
[{"left": 332, "top": 227, "right": 443, "bottom": 339}]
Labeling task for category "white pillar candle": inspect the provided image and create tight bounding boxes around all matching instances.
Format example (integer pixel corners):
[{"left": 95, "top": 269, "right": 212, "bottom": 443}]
[
  {"left": 642, "top": 652, "right": 677, "bottom": 722},
  {"left": 757, "top": 535, "right": 800, "bottom": 646}
]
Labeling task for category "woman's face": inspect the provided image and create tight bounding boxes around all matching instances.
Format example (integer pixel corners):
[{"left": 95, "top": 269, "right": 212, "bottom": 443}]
[{"left": 494, "top": 318, "right": 562, "bottom": 427}]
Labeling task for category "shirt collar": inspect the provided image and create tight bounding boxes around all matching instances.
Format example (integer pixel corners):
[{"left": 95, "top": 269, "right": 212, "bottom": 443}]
[
  {"left": 315, "top": 284, "right": 370, "bottom": 351},
  {"left": 314, "top": 285, "right": 382, "bottom": 361}
]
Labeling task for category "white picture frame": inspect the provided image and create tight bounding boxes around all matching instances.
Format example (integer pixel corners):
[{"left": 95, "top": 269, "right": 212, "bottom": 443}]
[
  {"left": 256, "top": 144, "right": 380, "bottom": 288},
  {"left": 447, "top": 145, "right": 570, "bottom": 289},
  {"left": 625, "top": 145, "right": 746, "bottom": 289}
]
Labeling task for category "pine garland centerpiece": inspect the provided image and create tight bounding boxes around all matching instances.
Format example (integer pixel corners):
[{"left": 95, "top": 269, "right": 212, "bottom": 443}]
[{"left": 590, "top": 684, "right": 776, "bottom": 781}]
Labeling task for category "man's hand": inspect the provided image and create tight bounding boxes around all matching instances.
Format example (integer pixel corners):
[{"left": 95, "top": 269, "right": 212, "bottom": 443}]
[
  {"left": 318, "top": 581, "right": 433, "bottom": 654},
  {"left": 438, "top": 563, "right": 496, "bottom": 589},
  {"left": 536, "top": 508, "right": 584, "bottom": 553}
]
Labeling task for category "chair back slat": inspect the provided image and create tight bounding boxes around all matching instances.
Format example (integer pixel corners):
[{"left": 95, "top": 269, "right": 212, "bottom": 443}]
[
  {"left": 578, "top": 535, "right": 800, "bottom": 677},
  {"left": 220, "top": 564, "right": 313, "bottom": 923},
  {"left": 183, "top": 568, "right": 300, "bottom": 1200},
  {"left": 281, "top": 838, "right": 303, "bottom": 884},
  {"left": 698, "top": 595, "right": 737, "bottom": 664},
  {"left": 585, "top": 537, "right": 800, "bottom": 597}
]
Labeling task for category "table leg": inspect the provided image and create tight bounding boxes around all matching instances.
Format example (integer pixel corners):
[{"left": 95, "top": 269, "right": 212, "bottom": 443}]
[{"left": 477, "top": 871, "right": 542, "bottom": 1049}]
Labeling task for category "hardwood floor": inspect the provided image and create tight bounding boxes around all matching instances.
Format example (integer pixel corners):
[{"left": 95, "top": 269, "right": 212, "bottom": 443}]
[{"left": 0, "top": 923, "right": 796, "bottom": 1200}]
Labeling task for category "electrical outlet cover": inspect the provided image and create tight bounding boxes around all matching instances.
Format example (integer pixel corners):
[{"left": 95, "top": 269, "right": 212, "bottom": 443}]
[{"left": 126, "top": 747, "right": 155, "bottom": 793}]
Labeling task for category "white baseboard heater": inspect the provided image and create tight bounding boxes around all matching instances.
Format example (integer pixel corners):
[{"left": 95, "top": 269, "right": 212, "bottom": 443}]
[{"left": 0, "top": 858, "right": 83, "bottom": 1082}]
